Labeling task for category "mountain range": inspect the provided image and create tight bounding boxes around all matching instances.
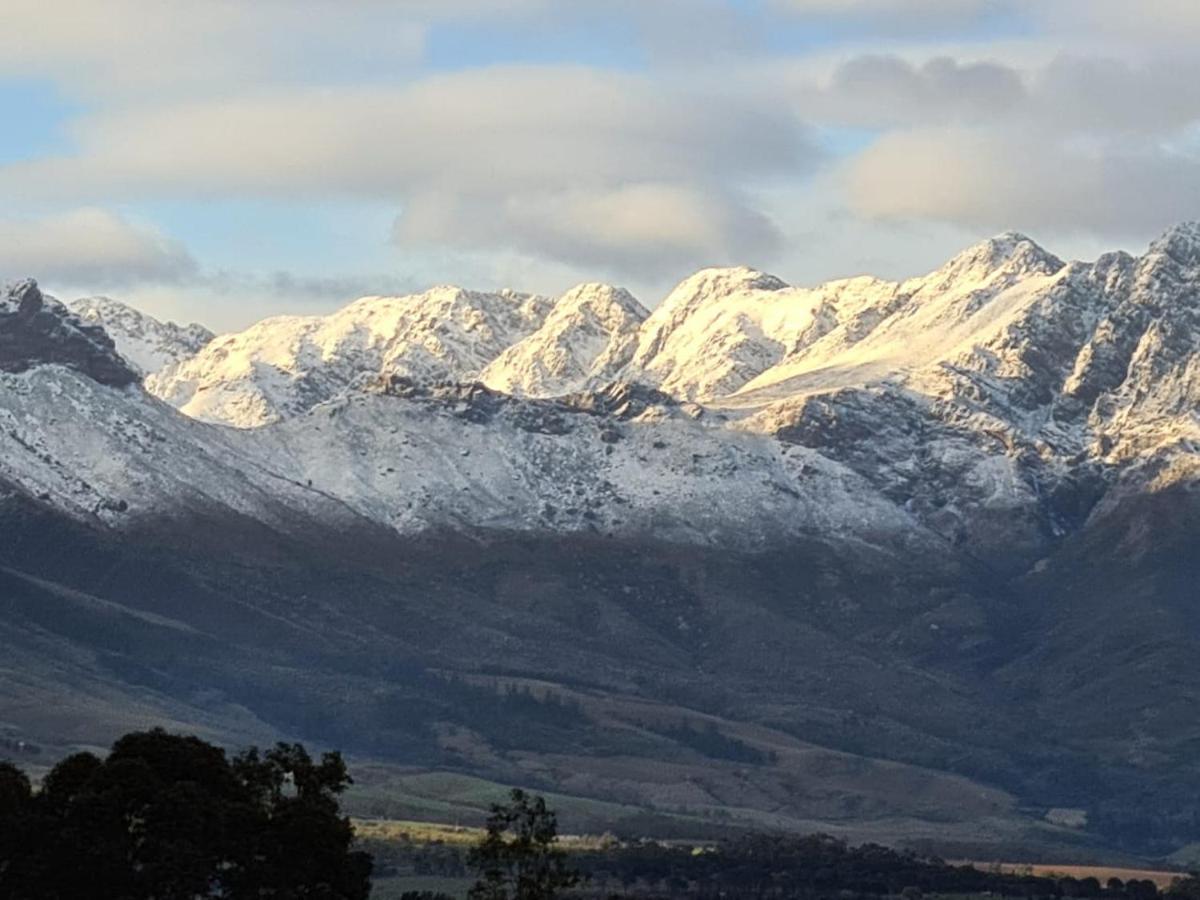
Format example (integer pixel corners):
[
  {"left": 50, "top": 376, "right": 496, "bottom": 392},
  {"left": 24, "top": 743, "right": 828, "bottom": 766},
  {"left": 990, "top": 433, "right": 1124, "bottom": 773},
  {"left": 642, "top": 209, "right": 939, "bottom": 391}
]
[{"left": 1, "top": 225, "right": 1198, "bottom": 860}]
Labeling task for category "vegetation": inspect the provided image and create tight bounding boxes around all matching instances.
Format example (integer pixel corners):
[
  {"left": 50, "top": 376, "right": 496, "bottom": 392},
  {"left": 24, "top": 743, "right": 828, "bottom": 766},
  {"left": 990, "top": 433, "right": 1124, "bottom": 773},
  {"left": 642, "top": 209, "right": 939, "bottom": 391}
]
[
  {"left": 467, "top": 789, "right": 582, "bottom": 900},
  {"left": 0, "top": 728, "right": 371, "bottom": 899},
  {"left": 368, "top": 823, "right": 1192, "bottom": 900},
  {"left": 655, "top": 720, "right": 776, "bottom": 765},
  {"left": 3, "top": 730, "right": 1194, "bottom": 900}
]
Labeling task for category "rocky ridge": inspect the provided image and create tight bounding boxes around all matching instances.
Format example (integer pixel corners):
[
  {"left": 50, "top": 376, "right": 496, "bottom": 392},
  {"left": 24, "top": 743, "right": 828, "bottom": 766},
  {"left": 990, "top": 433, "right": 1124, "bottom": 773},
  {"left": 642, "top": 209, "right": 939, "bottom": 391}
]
[
  {"left": 0, "top": 280, "right": 138, "bottom": 388},
  {"left": 77, "top": 225, "right": 1188, "bottom": 570},
  {"left": 70, "top": 296, "right": 214, "bottom": 376}
]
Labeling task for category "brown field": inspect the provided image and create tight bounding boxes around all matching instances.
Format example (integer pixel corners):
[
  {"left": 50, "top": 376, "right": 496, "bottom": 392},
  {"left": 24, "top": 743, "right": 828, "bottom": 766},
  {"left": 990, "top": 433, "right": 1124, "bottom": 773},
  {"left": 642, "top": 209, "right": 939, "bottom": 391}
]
[{"left": 970, "top": 863, "right": 1183, "bottom": 889}]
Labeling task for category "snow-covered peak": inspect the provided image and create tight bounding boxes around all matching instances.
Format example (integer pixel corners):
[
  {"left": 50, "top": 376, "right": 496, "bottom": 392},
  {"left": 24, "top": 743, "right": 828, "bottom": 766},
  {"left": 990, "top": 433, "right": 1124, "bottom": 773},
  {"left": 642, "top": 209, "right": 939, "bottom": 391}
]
[
  {"left": 0, "top": 277, "right": 33, "bottom": 315},
  {"left": 623, "top": 267, "right": 806, "bottom": 401},
  {"left": 919, "top": 232, "right": 1063, "bottom": 292},
  {"left": 0, "top": 279, "right": 138, "bottom": 387},
  {"left": 70, "top": 296, "right": 214, "bottom": 376},
  {"left": 146, "top": 285, "right": 553, "bottom": 427},
  {"left": 639, "top": 267, "right": 789, "bottom": 339},
  {"left": 1144, "top": 221, "right": 1200, "bottom": 269},
  {"left": 557, "top": 281, "right": 647, "bottom": 319},
  {"left": 481, "top": 283, "right": 648, "bottom": 398}
]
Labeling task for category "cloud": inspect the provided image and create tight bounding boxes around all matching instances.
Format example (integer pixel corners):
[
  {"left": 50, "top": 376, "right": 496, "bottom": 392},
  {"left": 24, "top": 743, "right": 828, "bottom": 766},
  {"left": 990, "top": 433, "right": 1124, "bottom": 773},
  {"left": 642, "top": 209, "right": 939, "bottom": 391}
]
[
  {"left": 775, "top": 0, "right": 1200, "bottom": 48},
  {"left": 0, "top": 0, "right": 429, "bottom": 99},
  {"left": 844, "top": 127, "right": 1200, "bottom": 236},
  {"left": 0, "top": 0, "right": 758, "bottom": 101},
  {"left": 807, "top": 55, "right": 1025, "bottom": 127},
  {"left": 789, "top": 52, "right": 1200, "bottom": 135},
  {"left": 771, "top": 0, "right": 1004, "bottom": 32},
  {"left": 0, "top": 208, "right": 197, "bottom": 286},
  {"left": 200, "top": 269, "right": 424, "bottom": 305},
  {"left": 808, "top": 48, "right": 1200, "bottom": 237},
  {"left": 395, "top": 181, "right": 783, "bottom": 276},
  {"left": 1028, "top": 0, "right": 1200, "bottom": 46},
  {"left": 0, "top": 67, "right": 817, "bottom": 277}
]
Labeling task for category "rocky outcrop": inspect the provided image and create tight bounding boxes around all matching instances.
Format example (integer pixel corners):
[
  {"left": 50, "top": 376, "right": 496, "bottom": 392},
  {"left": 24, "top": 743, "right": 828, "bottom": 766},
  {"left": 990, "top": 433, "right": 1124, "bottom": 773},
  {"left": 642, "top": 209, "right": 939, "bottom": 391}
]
[{"left": 0, "top": 279, "right": 138, "bottom": 387}]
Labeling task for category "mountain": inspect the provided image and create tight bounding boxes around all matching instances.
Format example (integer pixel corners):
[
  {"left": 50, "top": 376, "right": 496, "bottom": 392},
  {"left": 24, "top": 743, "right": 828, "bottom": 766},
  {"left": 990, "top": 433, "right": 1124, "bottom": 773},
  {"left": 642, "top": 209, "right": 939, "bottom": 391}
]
[
  {"left": 70, "top": 296, "right": 214, "bottom": 376},
  {"left": 481, "top": 283, "right": 648, "bottom": 397},
  {"left": 1, "top": 226, "right": 1199, "bottom": 857},
  {"left": 0, "top": 280, "right": 138, "bottom": 386},
  {"left": 147, "top": 287, "right": 552, "bottom": 427}
]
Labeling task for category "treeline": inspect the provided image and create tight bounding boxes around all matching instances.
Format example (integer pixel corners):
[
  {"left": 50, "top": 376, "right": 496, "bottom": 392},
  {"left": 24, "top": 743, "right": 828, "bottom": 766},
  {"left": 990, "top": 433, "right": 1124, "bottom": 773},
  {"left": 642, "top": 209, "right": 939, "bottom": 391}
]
[
  {"left": 366, "top": 830, "right": 1193, "bottom": 900},
  {"left": 654, "top": 720, "right": 776, "bottom": 765},
  {"left": 254, "top": 670, "right": 594, "bottom": 761},
  {"left": 0, "top": 729, "right": 371, "bottom": 900},
  {"left": 571, "top": 834, "right": 1179, "bottom": 899}
]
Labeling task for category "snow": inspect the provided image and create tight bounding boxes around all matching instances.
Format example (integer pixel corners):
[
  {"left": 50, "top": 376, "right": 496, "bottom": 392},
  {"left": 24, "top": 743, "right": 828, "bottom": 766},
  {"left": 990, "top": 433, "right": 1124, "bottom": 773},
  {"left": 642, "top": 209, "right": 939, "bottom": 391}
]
[
  {"left": 146, "top": 286, "right": 553, "bottom": 427},
  {"left": 481, "top": 283, "right": 648, "bottom": 397},
  {"left": 69, "top": 296, "right": 214, "bottom": 376},
  {"left": 3, "top": 224, "right": 1199, "bottom": 566}
]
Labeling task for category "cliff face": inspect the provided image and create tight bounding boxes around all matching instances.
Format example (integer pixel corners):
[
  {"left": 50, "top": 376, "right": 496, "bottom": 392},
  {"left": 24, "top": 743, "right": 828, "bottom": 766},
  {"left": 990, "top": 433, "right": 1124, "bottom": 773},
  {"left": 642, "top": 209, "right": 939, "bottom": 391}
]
[{"left": 0, "top": 279, "right": 138, "bottom": 388}]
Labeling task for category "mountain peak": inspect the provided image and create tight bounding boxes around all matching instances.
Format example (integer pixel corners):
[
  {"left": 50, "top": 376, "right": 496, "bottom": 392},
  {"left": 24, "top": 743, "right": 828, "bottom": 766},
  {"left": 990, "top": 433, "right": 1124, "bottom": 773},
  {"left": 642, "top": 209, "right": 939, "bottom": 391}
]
[
  {"left": 934, "top": 232, "right": 1063, "bottom": 283},
  {"left": 0, "top": 279, "right": 139, "bottom": 387},
  {"left": 670, "top": 266, "right": 789, "bottom": 298},
  {"left": 480, "top": 283, "right": 648, "bottom": 398},
  {"left": 1146, "top": 221, "right": 1200, "bottom": 267}
]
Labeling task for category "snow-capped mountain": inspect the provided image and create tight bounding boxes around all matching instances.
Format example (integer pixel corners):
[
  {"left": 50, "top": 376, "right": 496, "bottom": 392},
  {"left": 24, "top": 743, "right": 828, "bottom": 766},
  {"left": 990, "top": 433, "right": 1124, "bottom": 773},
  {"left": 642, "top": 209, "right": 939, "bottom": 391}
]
[
  {"left": 70, "top": 296, "right": 214, "bottom": 376},
  {"left": 481, "top": 283, "right": 648, "bottom": 397},
  {"left": 5, "top": 226, "right": 1197, "bottom": 563},
  {"left": 3, "top": 227, "right": 1200, "bottom": 856},
  {"left": 71, "top": 225, "right": 1185, "bottom": 567},
  {"left": 147, "top": 286, "right": 552, "bottom": 427}
]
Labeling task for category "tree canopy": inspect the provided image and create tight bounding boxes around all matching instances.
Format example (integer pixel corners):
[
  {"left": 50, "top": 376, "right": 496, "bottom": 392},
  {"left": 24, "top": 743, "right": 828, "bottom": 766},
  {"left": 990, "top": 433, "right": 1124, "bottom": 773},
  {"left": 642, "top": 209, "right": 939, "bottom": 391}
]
[
  {"left": 0, "top": 728, "right": 371, "bottom": 900},
  {"left": 468, "top": 788, "right": 580, "bottom": 900}
]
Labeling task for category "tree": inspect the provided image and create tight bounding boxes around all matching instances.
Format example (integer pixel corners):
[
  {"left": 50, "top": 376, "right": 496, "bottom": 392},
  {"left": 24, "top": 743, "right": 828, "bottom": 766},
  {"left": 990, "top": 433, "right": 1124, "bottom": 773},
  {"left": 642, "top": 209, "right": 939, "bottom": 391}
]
[
  {"left": 468, "top": 788, "right": 580, "bottom": 900},
  {"left": 0, "top": 728, "right": 372, "bottom": 900},
  {"left": 1168, "top": 876, "right": 1200, "bottom": 900}
]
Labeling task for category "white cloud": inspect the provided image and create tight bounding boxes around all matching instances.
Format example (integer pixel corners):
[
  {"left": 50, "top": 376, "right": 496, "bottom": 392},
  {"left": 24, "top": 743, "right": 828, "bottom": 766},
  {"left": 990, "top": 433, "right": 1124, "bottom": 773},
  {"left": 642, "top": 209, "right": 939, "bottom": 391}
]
[
  {"left": 771, "top": 0, "right": 1004, "bottom": 33},
  {"left": 0, "top": 0, "right": 428, "bottom": 99},
  {"left": 0, "top": 67, "right": 817, "bottom": 277},
  {"left": 3, "top": 0, "right": 1199, "bottom": 306},
  {"left": 844, "top": 127, "right": 1200, "bottom": 236},
  {"left": 0, "top": 208, "right": 196, "bottom": 286},
  {"left": 395, "top": 181, "right": 783, "bottom": 276},
  {"left": 804, "top": 55, "right": 1025, "bottom": 127},
  {"left": 1029, "top": 0, "right": 1200, "bottom": 47}
]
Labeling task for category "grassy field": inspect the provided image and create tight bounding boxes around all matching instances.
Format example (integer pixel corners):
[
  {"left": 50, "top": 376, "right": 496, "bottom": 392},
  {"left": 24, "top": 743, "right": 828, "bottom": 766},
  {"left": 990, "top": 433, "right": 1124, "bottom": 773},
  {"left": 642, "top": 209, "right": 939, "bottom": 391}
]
[{"left": 353, "top": 816, "right": 619, "bottom": 852}]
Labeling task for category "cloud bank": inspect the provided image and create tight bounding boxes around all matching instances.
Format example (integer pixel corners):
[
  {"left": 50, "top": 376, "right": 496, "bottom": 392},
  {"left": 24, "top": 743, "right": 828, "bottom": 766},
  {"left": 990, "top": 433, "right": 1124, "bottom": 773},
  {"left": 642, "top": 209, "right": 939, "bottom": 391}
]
[
  {"left": 0, "top": 0, "right": 1198, "bottom": 323},
  {"left": 0, "top": 209, "right": 196, "bottom": 287}
]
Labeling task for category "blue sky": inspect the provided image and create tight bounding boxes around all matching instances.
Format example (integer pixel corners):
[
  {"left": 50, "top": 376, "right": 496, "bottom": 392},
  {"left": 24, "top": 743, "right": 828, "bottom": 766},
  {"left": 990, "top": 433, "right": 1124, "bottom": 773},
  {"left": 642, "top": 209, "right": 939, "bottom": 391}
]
[{"left": 0, "top": 0, "right": 1197, "bottom": 329}]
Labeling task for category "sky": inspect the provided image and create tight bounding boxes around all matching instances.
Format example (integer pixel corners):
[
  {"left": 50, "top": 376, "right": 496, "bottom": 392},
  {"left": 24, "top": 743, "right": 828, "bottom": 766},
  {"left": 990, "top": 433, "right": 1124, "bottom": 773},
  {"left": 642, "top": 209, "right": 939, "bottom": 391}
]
[{"left": 1, "top": 0, "right": 1199, "bottom": 331}]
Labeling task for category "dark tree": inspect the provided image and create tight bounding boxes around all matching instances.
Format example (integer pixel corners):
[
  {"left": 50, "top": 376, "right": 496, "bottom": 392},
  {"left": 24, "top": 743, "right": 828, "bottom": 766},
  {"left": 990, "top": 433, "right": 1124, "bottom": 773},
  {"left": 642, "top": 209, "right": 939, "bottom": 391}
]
[
  {"left": 0, "top": 762, "right": 36, "bottom": 891},
  {"left": 468, "top": 788, "right": 580, "bottom": 900},
  {"left": 0, "top": 728, "right": 371, "bottom": 900},
  {"left": 1168, "top": 876, "right": 1200, "bottom": 900}
]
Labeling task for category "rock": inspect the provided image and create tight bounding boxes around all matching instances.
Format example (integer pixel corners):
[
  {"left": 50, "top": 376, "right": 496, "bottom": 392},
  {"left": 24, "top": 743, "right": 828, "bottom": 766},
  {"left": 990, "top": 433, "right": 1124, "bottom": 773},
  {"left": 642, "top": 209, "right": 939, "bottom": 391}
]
[{"left": 0, "top": 279, "right": 138, "bottom": 387}]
